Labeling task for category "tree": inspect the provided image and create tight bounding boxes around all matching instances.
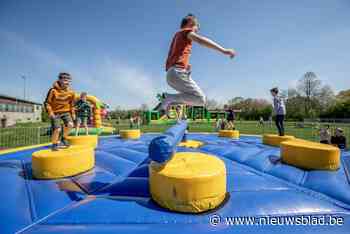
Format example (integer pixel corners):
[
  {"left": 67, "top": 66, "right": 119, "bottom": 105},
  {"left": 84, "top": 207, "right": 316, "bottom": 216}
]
[
  {"left": 226, "top": 97, "right": 272, "bottom": 120},
  {"left": 336, "top": 89, "right": 350, "bottom": 102},
  {"left": 227, "top": 97, "right": 244, "bottom": 105},
  {"left": 321, "top": 89, "right": 350, "bottom": 119},
  {"left": 41, "top": 110, "right": 50, "bottom": 122},
  {"left": 205, "top": 98, "right": 221, "bottom": 110},
  {"left": 318, "top": 85, "right": 336, "bottom": 112},
  {"left": 287, "top": 88, "right": 299, "bottom": 99},
  {"left": 297, "top": 72, "right": 322, "bottom": 116}
]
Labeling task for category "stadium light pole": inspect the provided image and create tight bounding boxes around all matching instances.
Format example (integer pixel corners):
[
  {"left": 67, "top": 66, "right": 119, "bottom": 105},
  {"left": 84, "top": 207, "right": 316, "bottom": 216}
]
[{"left": 21, "top": 75, "right": 26, "bottom": 100}]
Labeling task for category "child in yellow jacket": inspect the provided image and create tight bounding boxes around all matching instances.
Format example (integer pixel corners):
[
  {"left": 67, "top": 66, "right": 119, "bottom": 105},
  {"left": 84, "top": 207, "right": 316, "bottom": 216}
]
[{"left": 44, "top": 72, "right": 75, "bottom": 151}]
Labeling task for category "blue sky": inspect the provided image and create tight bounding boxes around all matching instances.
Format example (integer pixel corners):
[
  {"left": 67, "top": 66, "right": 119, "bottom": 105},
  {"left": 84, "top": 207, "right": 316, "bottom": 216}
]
[{"left": 1, "top": 0, "right": 349, "bottom": 109}]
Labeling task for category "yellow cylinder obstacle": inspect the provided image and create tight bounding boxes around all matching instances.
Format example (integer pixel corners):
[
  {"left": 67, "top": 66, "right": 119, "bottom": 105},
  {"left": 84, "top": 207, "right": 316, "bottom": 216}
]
[
  {"left": 120, "top": 129, "right": 141, "bottom": 139},
  {"left": 178, "top": 140, "right": 204, "bottom": 148},
  {"left": 218, "top": 130, "right": 240, "bottom": 139},
  {"left": 281, "top": 140, "right": 340, "bottom": 170},
  {"left": 149, "top": 152, "right": 226, "bottom": 213},
  {"left": 263, "top": 134, "right": 295, "bottom": 146},
  {"left": 32, "top": 145, "right": 95, "bottom": 179},
  {"left": 66, "top": 135, "right": 98, "bottom": 148}
]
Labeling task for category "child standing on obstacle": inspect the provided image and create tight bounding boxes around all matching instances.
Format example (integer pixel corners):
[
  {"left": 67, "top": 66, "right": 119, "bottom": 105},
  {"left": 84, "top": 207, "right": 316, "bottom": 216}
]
[
  {"left": 270, "top": 87, "right": 286, "bottom": 136},
  {"left": 160, "top": 14, "right": 236, "bottom": 115},
  {"left": 75, "top": 92, "right": 91, "bottom": 136},
  {"left": 45, "top": 73, "right": 76, "bottom": 151},
  {"left": 226, "top": 107, "right": 236, "bottom": 130}
]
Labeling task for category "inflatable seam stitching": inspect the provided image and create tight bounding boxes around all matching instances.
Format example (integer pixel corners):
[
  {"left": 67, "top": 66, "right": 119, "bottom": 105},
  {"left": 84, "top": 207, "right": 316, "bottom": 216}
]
[
  {"left": 22, "top": 160, "right": 38, "bottom": 222},
  {"left": 212, "top": 149, "right": 350, "bottom": 209},
  {"left": 299, "top": 171, "right": 308, "bottom": 186},
  {"left": 341, "top": 157, "right": 350, "bottom": 186}
]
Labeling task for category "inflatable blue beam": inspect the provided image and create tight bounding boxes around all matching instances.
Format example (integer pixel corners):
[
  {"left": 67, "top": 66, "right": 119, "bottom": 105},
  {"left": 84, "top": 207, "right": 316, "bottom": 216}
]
[{"left": 149, "top": 121, "right": 188, "bottom": 163}]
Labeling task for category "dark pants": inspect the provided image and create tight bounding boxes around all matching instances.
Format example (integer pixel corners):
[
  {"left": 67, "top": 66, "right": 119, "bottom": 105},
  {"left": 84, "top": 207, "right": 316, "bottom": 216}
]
[{"left": 275, "top": 115, "right": 285, "bottom": 136}]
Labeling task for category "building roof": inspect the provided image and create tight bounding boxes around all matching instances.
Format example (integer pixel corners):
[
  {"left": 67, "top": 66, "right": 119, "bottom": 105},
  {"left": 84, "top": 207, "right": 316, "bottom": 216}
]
[{"left": 0, "top": 94, "right": 42, "bottom": 105}]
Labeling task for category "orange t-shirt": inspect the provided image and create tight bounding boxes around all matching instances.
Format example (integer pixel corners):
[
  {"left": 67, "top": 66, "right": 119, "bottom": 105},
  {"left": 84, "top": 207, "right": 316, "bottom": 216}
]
[{"left": 165, "top": 28, "right": 194, "bottom": 71}]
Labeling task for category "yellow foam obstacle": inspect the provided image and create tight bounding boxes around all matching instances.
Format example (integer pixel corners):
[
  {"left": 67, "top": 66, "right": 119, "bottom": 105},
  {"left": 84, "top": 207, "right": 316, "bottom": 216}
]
[
  {"left": 149, "top": 152, "right": 227, "bottom": 213},
  {"left": 178, "top": 140, "right": 204, "bottom": 148},
  {"left": 263, "top": 134, "right": 295, "bottom": 146},
  {"left": 32, "top": 145, "right": 95, "bottom": 179},
  {"left": 218, "top": 130, "right": 240, "bottom": 139},
  {"left": 281, "top": 140, "right": 340, "bottom": 170},
  {"left": 66, "top": 135, "right": 98, "bottom": 148},
  {"left": 119, "top": 129, "right": 141, "bottom": 139}
]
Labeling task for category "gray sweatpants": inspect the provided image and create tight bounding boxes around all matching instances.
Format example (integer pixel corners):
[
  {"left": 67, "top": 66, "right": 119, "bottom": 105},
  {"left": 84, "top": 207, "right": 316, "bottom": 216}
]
[{"left": 163, "top": 66, "right": 206, "bottom": 108}]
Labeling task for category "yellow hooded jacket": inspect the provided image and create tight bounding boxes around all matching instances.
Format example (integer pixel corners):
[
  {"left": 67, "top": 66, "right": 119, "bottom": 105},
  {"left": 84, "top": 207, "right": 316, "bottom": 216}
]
[{"left": 45, "top": 81, "right": 75, "bottom": 116}]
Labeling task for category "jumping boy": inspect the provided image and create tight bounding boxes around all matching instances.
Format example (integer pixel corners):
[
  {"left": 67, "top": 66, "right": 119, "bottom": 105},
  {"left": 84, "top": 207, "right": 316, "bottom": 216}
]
[
  {"left": 270, "top": 87, "right": 286, "bottom": 136},
  {"left": 45, "top": 72, "right": 75, "bottom": 151},
  {"left": 160, "top": 14, "right": 236, "bottom": 115},
  {"left": 75, "top": 92, "right": 91, "bottom": 136}
]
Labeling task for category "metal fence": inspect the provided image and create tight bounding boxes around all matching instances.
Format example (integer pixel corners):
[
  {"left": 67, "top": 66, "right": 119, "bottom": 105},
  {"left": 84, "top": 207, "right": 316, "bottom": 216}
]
[
  {"left": 0, "top": 127, "right": 51, "bottom": 150},
  {"left": 0, "top": 121, "right": 349, "bottom": 150}
]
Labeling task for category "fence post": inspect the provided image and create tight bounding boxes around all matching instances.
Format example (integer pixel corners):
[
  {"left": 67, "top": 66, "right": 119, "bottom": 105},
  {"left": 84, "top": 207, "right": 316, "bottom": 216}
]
[{"left": 37, "top": 127, "right": 41, "bottom": 145}]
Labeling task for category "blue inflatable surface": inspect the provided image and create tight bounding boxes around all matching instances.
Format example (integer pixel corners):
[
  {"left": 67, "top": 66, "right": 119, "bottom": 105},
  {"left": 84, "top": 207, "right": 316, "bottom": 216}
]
[{"left": 1, "top": 132, "right": 350, "bottom": 234}]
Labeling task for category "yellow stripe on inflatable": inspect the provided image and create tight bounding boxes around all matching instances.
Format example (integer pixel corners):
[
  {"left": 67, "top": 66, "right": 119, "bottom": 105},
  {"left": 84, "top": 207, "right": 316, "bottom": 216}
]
[
  {"left": 218, "top": 130, "right": 240, "bottom": 139},
  {"left": 149, "top": 152, "right": 226, "bottom": 213},
  {"left": 263, "top": 134, "right": 295, "bottom": 146},
  {"left": 0, "top": 143, "right": 51, "bottom": 155},
  {"left": 120, "top": 129, "right": 141, "bottom": 139},
  {"left": 281, "top": 140, "right": 340, "bottom": 170},
  {"left": 32, "top": 145, "right": 95, "bottom": 179},
  {"left": 101, "top": 126, "right": 115, "bottom": 134},
  {"left": 66, "top": 135, "right": 98, "bottom": 148},
  {"left": 178, "top": 140, "right": 204, "bottom": 148}
]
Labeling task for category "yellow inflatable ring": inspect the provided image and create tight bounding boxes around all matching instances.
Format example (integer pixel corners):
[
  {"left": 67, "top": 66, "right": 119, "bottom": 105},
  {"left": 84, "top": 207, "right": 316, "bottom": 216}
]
[
  {"left": 218, "top": 130, "right": 240, "bottom": 139},
  {"left": 120, "top": 129, "right": 141, "bottom": 139},
  {"left": 32, "top": 145, "right": 95, "bottom": 179},
  {"left": 66, "top": 135, "right": 98, "bottom": 148},
  {"left": 178, "top": 140, "right": 204, "bottom": 148},
  {"left": 281, "top": 140, "right": 340, "bottom": 170},
  {"left": 149, "top": 152, "right": 226, "bottom": 213},
  {"left": 263, "top": 134, "right": 295, "bottom": 146}
]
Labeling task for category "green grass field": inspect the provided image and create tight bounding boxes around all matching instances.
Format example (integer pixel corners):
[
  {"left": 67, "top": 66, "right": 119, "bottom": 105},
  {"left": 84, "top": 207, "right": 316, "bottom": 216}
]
[
  {"left": 0, "top": 121, "right": 349, "bottom": 150},
  {"left": 115, "top": 121, "right": 350, "bottom": 143}
]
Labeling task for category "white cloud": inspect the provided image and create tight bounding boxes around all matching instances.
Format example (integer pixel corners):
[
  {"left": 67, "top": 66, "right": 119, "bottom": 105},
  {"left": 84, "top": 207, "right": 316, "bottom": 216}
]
[
  {"left": 78, "top": 58, "right": 160, "bottom": 109},
  {"left": 288, "top": 79, "right": 299, "bottom": 89},
  {"left": 0, "top": 30, "right": 162, "bottom": 109}
]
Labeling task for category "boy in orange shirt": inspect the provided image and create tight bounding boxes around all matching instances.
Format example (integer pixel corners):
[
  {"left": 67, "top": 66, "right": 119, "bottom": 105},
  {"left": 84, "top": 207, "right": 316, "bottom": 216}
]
[
  {"left": 160, "top": 14, "right": 236, "bottom": 117},
  {"left": 45, "top": 72, "right": 76, "bottom": 151}
]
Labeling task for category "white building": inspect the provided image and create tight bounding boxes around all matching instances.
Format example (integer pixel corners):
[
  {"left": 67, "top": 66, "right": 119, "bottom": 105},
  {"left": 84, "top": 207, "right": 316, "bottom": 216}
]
[{"left": 0, "top": 94, "right": 42, "bottom": 127}]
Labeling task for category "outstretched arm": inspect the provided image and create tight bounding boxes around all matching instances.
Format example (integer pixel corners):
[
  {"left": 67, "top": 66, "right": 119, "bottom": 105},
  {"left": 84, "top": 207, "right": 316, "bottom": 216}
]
[{"left": 187, "top": 32, "right": 236, "bottom": 58}]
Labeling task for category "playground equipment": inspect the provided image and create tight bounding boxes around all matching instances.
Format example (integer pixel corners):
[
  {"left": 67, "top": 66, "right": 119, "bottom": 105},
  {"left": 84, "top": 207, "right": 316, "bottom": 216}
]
[
  {"left": 31, "top": 145, "right": 95, "bottom": 179},
  {"left": 281, "top": 140, "right": 340, "bottom": 170},
  {"left": 178, "top": 139, "right": 204, "bottom": 148},
  {"left": 143, "top": 94, "right": 238, "bottom": 124},
  {"left": 148, "top": 121, "right": 227, "bottom": 213},
  {"left": 119, "top": 129, "right": 141, "bottom": 139},
  {"left": 66, "top": 135, "right": 98, "bottom": 148},
  {"left": 262, "top": 134, "right": 295, "bottom": 146},
  {"left": 72, "top": 93, "right": 113, "bottom": 135},
  {"left": 218, "top": 129, "right": 240, "bottom": 139},
  {"left": 144, "top": 105, "right": 230, "bottom": 124},
  {"left": 1, "top": 127, "right": 350, "bottom": 233},
  {"left": 149, "top": 152, "right": 226, "bottom": 213}
]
